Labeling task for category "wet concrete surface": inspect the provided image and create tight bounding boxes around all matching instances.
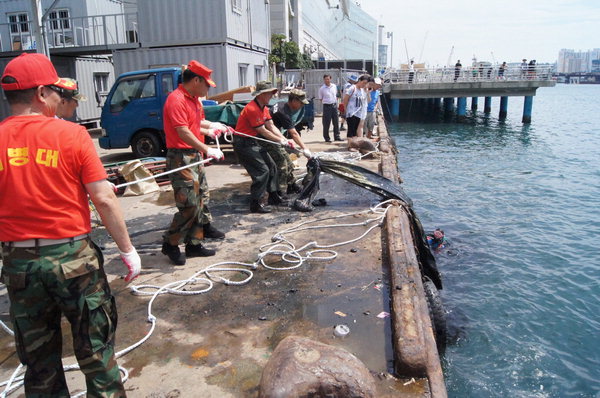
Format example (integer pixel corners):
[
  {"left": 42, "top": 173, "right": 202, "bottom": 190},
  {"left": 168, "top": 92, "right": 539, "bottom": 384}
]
[{"left": 0, "top": 126, "right": 430, "bottom": 397}]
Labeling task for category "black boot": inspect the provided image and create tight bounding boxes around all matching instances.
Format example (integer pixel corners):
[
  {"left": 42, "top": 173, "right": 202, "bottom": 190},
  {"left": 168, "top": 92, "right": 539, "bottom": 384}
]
[
  {"left": 250, "top": 200, "right": 271, "bottom": 213},
  {"left": 268, "top": 191, "right": 289, "bottom": 206},
  {"left": 161, "top": 242, "right": 186, "bottom": 265},
  {"left": 185, "top": 243, "right": 216, "bottom": 257},
  {"left": 203, "top": 223, "right": 225, "bottom": 239},
  {"left": 286, "top": 182, "right": 303, "bottom": 194}
]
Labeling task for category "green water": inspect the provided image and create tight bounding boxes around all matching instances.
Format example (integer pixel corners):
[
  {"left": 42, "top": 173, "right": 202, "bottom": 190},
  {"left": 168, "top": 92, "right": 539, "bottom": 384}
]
[{"left": 390, "top": 84, "right": 600, "bottom": 397}]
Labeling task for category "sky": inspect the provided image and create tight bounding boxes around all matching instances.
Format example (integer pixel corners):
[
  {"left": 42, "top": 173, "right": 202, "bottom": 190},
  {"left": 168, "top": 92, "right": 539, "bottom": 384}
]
[{"left": 358, "top": 0, "right": 600, "bottom": 67}]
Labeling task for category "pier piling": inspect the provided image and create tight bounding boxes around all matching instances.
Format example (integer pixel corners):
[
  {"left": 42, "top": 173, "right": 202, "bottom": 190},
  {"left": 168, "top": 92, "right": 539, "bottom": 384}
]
[
  {"left": 499, "top": 96, "right": 508, "bottom": 120},
  {"left": 471, "top": 97, "right": 478, "bottom": 111},
  {"left": 390, "top": 98, "right": 400, "bottom": 122},
  {"left": 484, "top": 97, "right": 492, "bottom": 113},
  {"left": 522, "top": 96, "right": 533, "bottom": 123},
  {"left": 457, "top": 97, "right": 467, "bottom": 121}
]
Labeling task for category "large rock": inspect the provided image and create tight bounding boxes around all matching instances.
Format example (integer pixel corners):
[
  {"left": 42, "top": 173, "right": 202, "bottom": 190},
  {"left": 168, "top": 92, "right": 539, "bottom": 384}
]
[
  {"left": 347, "top": 137, "right": 378, "bottom": 157},
  {"left": 258, "top": 335, "right": 377, "bottom": 398}
]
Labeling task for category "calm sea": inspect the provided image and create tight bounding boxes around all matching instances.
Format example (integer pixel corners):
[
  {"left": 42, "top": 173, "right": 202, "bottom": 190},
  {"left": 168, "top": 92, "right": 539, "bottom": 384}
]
[{"left": 389, "top": 84, "right": 600, "bottom": 398}]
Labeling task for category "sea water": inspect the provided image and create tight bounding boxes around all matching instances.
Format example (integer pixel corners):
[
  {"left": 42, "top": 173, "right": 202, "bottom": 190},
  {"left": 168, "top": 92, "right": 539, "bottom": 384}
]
[{"left": 390, "top": 84, "right": 600, "bottom": 398}]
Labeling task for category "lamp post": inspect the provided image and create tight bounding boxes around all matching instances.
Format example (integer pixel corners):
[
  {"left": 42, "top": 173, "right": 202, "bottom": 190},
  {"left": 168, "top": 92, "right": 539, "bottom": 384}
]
[{"left": 387, "top": 31, "right": 394, "bottom": 68}]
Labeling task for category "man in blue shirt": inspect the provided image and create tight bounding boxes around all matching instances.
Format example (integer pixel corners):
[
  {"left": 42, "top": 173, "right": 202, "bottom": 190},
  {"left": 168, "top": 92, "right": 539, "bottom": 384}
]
[{"left": 363, "top": 77, "right": 381, "bottom": 139}]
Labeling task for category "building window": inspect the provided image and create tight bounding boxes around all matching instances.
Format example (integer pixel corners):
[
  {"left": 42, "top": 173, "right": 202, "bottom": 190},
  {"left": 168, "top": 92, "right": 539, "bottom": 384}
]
[
  {"left": 8, "top": 13, "right": 29, "bottom": 34},
  {"left": 255, "top": 66, "right": 263, "bottom": 84},
  {"left": 94, "top": 73, "right": 110, "bottom": 93},
  {"left": 48, "top": 9, "right": 71, "bottom": 31},
  {"left": 239, "top": 64, "right": 248, "bottom": 87},
  {"left": 232, "top": 0, "right": 242, "bottom": 14}
]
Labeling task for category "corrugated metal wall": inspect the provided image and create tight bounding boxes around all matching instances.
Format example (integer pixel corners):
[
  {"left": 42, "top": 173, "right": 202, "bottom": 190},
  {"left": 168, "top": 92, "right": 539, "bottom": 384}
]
[
  {"left": 225, "top": 45, "right": 270, "bottom": 88},
  {"left": 113, "top": 44, "right": 228, "bottom": 89},
  {"left": 73, "top": 56, "right": 114, "bottom": 122},
  {"left": 137, "top": 0, "right": 227, "bottom": 47}
]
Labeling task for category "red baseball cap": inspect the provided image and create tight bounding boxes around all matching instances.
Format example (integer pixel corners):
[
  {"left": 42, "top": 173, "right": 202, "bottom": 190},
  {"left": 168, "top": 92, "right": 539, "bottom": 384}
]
[
  {"left": 1, "top": 53, "right": 61, "bottom": 91},
  {"left": 187, "top": 60, "right": 216, "bottom": 87}
]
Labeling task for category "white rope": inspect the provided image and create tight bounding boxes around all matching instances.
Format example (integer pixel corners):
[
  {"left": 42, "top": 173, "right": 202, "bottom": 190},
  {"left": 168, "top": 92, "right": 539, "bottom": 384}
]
[{"left": 0, "top": 178, "right": 399, "bottom": 396}]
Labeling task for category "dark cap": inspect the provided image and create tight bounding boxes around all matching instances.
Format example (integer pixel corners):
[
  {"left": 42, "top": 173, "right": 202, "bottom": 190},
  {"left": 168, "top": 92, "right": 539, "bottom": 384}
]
[
  {"left": 252, "top": 81, "right": 278, "bottom": 96},
  {"left": 289, "top": 88, "right": 309, "bottom": 104}
]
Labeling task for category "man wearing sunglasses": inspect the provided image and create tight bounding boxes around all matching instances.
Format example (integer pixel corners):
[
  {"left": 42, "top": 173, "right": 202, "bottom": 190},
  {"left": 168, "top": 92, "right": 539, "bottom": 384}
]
[
  {"left": 54, "top": 77, "right": 87, "bottom": 120},
  {"left": 0, "top": 52, "right": 140, "bottom": 397}
]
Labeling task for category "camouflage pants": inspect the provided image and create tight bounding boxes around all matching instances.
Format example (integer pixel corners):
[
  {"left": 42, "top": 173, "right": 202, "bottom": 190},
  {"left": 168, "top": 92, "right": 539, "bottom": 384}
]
[
  {"left": 260, "top": 142, "right": 295, "bottom": 193},
  {"left": 0, "top": 238, "right": 125, "bottom": 398},
  {"left": 233, "top": 136, "right": 278, "bottom": 201},
  {"left": 163, "top": 149, "right": 211, "bottom": 246}
]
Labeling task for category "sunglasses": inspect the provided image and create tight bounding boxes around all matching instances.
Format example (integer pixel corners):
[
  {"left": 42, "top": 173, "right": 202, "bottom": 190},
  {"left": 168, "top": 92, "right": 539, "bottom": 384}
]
[{"left": 45, "top": 85, "right": 67, "bottom": 98}]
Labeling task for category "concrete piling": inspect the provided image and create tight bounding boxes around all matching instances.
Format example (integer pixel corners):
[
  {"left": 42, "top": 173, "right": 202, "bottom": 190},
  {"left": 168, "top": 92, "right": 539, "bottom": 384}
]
[
  {"left": 457, "top": 97, "right": 467, "bottom": 121},
  {"left": 484, "top": 97, "right": 492, "bottom": 113},
  {"left": 522, "top": 96, "right": 533, "bottom": 123},
  {"left": 499, "top": 96, "right": 508, "bottom": 119},
  {"left": 471, "top": 97, "right": 478, "bottom": 111}
]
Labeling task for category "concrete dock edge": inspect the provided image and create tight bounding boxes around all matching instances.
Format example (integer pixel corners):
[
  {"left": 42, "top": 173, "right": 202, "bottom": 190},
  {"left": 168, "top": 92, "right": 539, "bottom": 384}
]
[{"left": 377, "top": 115, "right": 448, "bottom": 398}]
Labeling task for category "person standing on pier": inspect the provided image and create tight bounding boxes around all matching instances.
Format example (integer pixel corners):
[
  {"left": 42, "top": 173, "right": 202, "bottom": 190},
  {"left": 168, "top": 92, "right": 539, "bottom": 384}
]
[
  {"left": 0, "top": 52, "right": 141, "bottom": 397},
  {"left": 339, "top": 74, "right": 357, "bottom": 131},
  {"left": 454, "top": 60, "right": 462, "bottom": 82},
  {"left": 343, "top": 74, "right": 369, "bottom": 138},
  {"left": 408, "top": 60, "right": 415, "bottom": 83},
  {"left": 520, "top": 59, "right": 528, "bottom": 78},
  {"left": 233, "top": 81, "right": 293, "bottom": 213},
  {"left": 161, "top": 60, "right": 226, "bottom": 265},
  {"left": 498, "top": 62, "right": 507, "bottom": 79},
  {"left": 318, "top": 74, "right": 342, "bottom": 142}
]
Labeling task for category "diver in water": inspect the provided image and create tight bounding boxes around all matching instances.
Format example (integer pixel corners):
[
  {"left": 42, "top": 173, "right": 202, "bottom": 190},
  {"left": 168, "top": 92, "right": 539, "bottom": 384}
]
[{"left": 427, "top": 228, "right": 447, "bottom": 252}]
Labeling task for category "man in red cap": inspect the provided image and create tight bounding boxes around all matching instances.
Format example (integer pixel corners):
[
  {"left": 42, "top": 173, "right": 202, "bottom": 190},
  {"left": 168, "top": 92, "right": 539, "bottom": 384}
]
[
  {"left": 0, "top": 52, "right": 140, "bottom": 396},
  {"left": 161, "top": 60, "right": 227, "bottom": 265}
]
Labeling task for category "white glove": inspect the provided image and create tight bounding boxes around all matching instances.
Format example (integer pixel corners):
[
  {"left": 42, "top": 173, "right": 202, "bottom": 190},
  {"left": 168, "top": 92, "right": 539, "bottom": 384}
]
[
  {"left": 206, "top": 147, "right": 224, "bottom": 161},
  {"left": 280, "top": 139, "right": 295, "bottom": 149},
  {"left": 279, "top": 138, "right": 288, "bottom": 146},
  {"left": 120, "top": 247, "right": 141, "bottom": 282},
  {"left": 207, "top": 128, "right": 221, "bottom": 140},
  {"left": 209, "top": 122, "right": 227, "bottom": 131},
  {"left": 302, "top": 148, "right": 312, "bottom": 158}
]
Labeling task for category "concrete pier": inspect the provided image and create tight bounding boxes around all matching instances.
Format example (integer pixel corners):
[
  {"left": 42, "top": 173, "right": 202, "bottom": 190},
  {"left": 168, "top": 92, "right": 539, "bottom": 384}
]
[
  {"left": 471, "top": 97, "right": 478, "bottom": 111},
  {"left": 499, "top": 96, "right": 508, "bottom": 119},
  {"left": 522, "top": 96, "right": 533, "bottom": 123}
]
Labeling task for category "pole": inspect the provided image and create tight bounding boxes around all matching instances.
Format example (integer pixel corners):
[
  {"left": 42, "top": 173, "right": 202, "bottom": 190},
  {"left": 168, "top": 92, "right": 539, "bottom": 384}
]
[{"left": 29, "top": 0, "right": 47, "bottom": 56}]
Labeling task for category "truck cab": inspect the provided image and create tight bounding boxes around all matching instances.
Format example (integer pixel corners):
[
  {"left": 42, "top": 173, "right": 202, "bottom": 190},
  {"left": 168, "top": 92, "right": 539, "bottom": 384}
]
[{"left": 99, "top": 67, "right": 181, "bottom": 157}]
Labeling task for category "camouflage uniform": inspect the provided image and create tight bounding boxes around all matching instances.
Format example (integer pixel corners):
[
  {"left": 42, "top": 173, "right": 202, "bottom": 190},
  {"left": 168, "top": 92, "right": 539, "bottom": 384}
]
[
  {"left": 0, "top": 238, "right": 125, "bottom": 398},
  {"left": 259, "top": 142, "right": 295, "bottom": 193},
  {"left": 163, "top": 148, "right": 211, "bottom": 246}
]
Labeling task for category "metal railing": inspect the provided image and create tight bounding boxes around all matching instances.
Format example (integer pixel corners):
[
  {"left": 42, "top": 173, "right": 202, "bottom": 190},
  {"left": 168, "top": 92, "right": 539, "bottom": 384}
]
[
  {"left": 0, "top": 13, "right": 138, "bottom": 53},
  {"left": 382, "top": 65, "right": 555, "bottom": 84}
]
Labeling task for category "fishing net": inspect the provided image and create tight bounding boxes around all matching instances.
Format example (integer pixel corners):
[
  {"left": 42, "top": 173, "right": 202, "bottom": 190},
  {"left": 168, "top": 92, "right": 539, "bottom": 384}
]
[{"left": 293, "top": 157, "right": 442, "bottom": 289}]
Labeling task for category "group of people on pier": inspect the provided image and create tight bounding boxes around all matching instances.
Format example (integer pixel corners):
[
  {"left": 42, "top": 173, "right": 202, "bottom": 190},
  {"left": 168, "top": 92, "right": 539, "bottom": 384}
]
[
  {"left": 318, "top": 73, "right": 383, "bottom": 141},
  {"left": 0, "top": 52, "right": 317, "bottom": 395}
]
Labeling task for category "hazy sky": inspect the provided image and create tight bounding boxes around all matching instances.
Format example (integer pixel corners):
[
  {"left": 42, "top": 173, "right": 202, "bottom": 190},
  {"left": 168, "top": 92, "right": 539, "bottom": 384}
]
[{"left": 359, "top": 0, "right": 600, "bottom": 67}]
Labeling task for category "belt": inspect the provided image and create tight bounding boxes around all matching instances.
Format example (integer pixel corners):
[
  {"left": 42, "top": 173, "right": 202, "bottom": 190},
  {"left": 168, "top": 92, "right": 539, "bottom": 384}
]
[
  {"left": 168, "top": 148, "right": 197, "bottom": 153},
  {"left": 2, "top": 234, "right": 89, "bottom": 248}
]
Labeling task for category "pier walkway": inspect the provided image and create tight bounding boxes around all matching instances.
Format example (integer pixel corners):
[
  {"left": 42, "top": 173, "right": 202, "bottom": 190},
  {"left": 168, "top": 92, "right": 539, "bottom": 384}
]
[{"left": 382, "top": 66, "right": 556, "bottom": 122}]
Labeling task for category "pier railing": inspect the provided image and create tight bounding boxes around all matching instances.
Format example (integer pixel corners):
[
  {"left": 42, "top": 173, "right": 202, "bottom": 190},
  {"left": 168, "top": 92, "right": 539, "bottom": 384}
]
[
  {"left": 382, "top": 65, "right": 554, "bottom": 84},
  {"left": 0, "top": 13, "right": 138, "bottom": 52}
]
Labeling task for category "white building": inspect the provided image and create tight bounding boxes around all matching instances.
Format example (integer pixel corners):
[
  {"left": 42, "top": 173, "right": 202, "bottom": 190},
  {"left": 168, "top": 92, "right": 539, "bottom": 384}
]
[
  {"left": 270, "top": 0, "right": 377, "bottom": 62},
  {"left": 557, "top": 48, "right": 600, "bottom": 73}
]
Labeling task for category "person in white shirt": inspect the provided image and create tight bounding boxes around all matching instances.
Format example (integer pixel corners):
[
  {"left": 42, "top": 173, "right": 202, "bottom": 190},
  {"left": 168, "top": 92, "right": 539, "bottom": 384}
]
[
  {"left": 342, "top": 74, "right": 369, "bottom": 138},
  {"left": 317, "top": 74, "right": 341, "bottom": 142}
]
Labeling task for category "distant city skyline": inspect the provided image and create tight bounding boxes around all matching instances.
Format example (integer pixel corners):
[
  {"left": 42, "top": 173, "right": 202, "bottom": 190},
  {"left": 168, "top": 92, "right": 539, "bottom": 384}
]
[{"left": 359, "top": 0, "right": 600, "bottom": 67}]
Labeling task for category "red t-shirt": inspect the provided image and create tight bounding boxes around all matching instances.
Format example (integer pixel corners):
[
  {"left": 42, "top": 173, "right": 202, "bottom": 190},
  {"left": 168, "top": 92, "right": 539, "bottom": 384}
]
[
  {"left": 235, "top": 99, "right": 272, "bottom": 137},
  {"left": 163, "top": 85, "right": 205, "bottom": 148},
  {"left": 0, "top": 115, "right": 107, "bottom": 241}
]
